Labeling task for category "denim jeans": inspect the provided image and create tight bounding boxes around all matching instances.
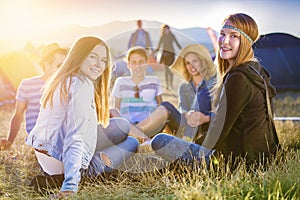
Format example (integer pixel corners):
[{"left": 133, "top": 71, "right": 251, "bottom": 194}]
[
  {"left": 86, "top": 118, "right": 139, "bottom": 176},
  {"left": 37, "top": 118, "right": 139, "bottom": 178},
  {"left": 151, "top": 133, "right": 213, "bottom": 165}
]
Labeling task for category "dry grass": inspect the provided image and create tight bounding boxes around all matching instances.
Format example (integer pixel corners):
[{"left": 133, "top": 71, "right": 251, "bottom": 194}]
[{"left": 0, "top": 96, "right": 299, "bottom": 199}]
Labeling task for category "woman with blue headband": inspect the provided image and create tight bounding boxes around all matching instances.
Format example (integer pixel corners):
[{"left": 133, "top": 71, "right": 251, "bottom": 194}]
[{"left": 151, "top": 13, "right": 280, "bottom": 166}]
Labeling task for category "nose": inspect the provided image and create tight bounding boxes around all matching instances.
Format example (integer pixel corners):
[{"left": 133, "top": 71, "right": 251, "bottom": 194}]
[
  {"left": 222, "top": 35, "right": 230, "bottom": 44},
  {"left": 188, "top": 63, "right": 195, "bottom": 69},
  {"left": 96, "top": 59, "right": 101, "bottom": 66}
]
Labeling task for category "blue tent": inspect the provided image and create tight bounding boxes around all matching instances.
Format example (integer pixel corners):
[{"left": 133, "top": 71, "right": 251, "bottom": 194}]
[{"left": 253, "top": 33, "right": 300, "bottom": 91}]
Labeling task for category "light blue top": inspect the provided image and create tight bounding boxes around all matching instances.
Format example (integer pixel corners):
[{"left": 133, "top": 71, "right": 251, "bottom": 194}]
[
  {"left": 128, "top": 29, "right": 153, "bottom": 50},
  {"left": 135, "top": 30, "right": 148, "bottom": 48},
  {"left": 26, "top": 75, "right": 98, "bottom": 192}
]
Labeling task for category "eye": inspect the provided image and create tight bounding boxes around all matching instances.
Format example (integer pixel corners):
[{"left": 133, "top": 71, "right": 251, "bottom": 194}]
[
  {"left": 138, "top": 60, "right": 145, "bottom": 65},
  {"left": 192, "top": 60, "right": 198, "bottom": 65},
  {"left": 231, "top": 33, "right": 240, "bottom": 39},
  {"left": 90, "top": 54, "right": 97, "bottom": 59}
]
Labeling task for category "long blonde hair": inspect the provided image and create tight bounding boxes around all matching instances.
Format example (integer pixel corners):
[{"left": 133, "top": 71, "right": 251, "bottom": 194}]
[
  {"left": 170, "top": 44, "right": 216, "bottom": 82},
  {"left": 213, "top": 13, "right": 260, "bottom": 109},
  {"left": 41, "top": 36, "right": 111, "bottom": 126}
]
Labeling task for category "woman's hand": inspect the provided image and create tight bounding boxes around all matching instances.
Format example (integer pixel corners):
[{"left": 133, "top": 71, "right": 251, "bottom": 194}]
[{"left": 185, "top": 110, "right": 210, "bottom": 127}]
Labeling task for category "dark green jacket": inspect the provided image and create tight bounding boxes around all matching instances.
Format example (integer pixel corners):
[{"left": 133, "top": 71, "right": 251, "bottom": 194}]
[{"left": 203, "top": 61, "right": 279, "bottom": 163}]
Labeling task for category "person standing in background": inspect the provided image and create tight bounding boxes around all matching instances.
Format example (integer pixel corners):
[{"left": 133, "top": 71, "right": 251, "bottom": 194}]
[
  {"left": 128, "top": 19, "right": 153, "bottom": 52},
  {"left": 154, "top": 24, "right": 182, "bottom": 89}
]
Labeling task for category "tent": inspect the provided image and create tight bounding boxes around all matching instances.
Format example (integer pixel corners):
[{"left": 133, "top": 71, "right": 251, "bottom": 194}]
[
  {"left": 253, "top": 33, "right": 300, "bottom": 91},
  {"left": 0, "top": 51, "right": 40, "bottom": 106}
]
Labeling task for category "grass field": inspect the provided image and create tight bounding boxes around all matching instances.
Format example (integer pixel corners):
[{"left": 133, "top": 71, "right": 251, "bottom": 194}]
[{"left": 0, "top": 94, "right": 300, "bottom": 199}]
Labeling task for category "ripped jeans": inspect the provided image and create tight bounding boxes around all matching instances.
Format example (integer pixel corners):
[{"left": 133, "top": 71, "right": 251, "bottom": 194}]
[{"left": 35, "top": 118, "right": 139, "bottom": 190}]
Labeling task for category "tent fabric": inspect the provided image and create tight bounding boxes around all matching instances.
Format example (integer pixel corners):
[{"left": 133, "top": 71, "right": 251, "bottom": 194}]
[{"left": 253, "top": 33, "right": 300, "bottom": 91}]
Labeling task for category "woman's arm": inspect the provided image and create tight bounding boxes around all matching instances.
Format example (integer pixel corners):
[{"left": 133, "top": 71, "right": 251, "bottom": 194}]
[
  {"left": 202, "top": 72, "right": 251, "bottom": 150},
  {"left": 61, "top": 78, "right": 97, "bottom": 192}
]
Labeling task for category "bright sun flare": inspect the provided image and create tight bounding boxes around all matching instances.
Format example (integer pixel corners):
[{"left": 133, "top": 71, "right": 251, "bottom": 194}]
[
  {"left": 0, "top": 0, "right": 59, "bottom": 50},
  {"left": 1, "top": 1, "right": 38, "bottom": 38}
]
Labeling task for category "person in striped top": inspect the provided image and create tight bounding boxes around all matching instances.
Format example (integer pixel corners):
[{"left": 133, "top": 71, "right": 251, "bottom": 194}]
[
  {"left": 0, "top": 43, "right": 67, "bottom": 150},
  {"left": 111, "top": 46, "right": 163, "bottom": 142}
]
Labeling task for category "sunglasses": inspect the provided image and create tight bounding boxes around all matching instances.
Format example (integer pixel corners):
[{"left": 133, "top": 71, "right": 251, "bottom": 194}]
[{"left": 134, "top": 85, "right": 139, "bottom": 98}]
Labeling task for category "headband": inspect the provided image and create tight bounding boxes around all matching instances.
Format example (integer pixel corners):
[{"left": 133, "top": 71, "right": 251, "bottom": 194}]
[{"left": 222, "top": 25, "right": 253, "bottom": 44}]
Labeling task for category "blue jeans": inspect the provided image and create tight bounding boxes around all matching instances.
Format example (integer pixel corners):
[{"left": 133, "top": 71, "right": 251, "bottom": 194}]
[
  {"left": 85, "top": 118, "right": 139, "bottom": 176},
  {"left": 151, "top": 133, "right": 213, "bottom": 165},
  {"left": 35, "top": 118, "right": 138, "bottom": 192}
]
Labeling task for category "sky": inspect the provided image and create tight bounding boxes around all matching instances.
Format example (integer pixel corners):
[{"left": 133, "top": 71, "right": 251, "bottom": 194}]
[{"left": 0, "top": 0, "right": 299, "bottom": 48}]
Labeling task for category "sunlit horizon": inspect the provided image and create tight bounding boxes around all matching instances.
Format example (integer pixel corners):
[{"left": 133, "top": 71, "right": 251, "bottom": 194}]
[{"left": 0, "top": 0, "right": 299, "bottom": 52}]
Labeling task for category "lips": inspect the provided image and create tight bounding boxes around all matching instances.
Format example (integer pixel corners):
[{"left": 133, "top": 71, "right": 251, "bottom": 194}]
[
  {"left": 190, "top": 68, "right": 197, "bottom": 73},
  {"left": 221, "top": 47, "right": 232, "bottom": 52},
  {"left": 90, "top": 68, "right": 101, "bottom": 74}
]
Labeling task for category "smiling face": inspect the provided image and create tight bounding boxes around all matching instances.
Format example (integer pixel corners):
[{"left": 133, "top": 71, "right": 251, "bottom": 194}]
[
  {"left": 128, "top": 53, "right": 147, "bottom": 77},
  {"left": 218, "top": 20, "right": 241, "bottom": 66},
  {"left": 184, "top": 53, "right": 201, "bottom": 77},
  {"left": 80, "top": 44, "right": 107, "bottom": 80}
]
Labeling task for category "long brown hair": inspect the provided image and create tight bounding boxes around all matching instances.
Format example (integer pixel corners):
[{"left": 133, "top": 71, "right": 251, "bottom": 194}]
[
  {"left": 41, "top": 36, "right": 111, "bottom": 126},
  {"left": 213, "top": 13, "right": 259, "bottom": 109}
]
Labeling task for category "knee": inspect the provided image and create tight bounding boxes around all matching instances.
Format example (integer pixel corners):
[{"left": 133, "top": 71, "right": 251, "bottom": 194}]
[
  {"left": 160, "top": 101, "right": 171, "bottom": 108},
  {"left": 159, "top": 102, "right": 173, "bottom": 116},
  {"left": 151, "top": 133, "right": 173, "bottom": 151},
  {"left": 159, "top": 102, "right": 170, "bottom": 111},
  {"left": 127, "top": 136, "right": 139, "bottom": 152},
  {"left": 108, "top": 118, "right": 130, "bottom": 135},
  {"left": 160, "top": 102, "right": 174, "bottom": 112}
]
